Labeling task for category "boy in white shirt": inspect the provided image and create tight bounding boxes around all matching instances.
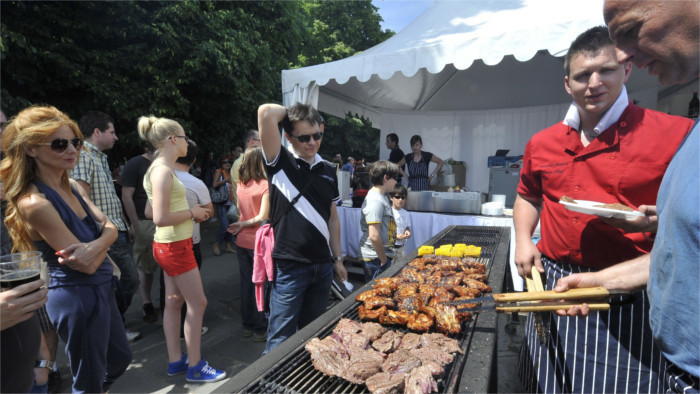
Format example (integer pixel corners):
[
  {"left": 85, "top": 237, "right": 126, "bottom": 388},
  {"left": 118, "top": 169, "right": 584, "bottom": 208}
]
[{"left": 390, "top": 185, "right": 411, "bottom": 261}]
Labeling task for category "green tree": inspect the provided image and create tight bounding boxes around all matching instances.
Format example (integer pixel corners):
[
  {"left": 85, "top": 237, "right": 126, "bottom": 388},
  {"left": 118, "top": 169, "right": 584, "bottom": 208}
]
[
  {"left": 319, "top": 111, "right": 380, "bottom": 163},
  {"left": 1, "top": 0, "right": 391, "bottom": 162}
]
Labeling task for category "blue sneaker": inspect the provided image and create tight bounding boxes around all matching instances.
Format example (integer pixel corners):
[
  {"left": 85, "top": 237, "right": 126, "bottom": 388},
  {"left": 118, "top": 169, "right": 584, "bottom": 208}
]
[
  {"left": 186, "top": 359, "right": 226, "bottom": 383},
  {"left": 167, "top": 353, "right": 188, "bottom": 376}
]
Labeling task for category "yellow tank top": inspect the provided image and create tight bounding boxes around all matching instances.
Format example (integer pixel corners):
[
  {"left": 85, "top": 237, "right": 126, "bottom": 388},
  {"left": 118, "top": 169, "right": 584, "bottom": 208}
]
[{"left": 143, "top": 164, "right": 193, "bottom": 243}]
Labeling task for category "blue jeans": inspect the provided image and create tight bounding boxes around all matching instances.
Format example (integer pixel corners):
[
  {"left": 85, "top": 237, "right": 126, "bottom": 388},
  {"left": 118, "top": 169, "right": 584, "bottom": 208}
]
[
  {"left": 215, "top": 203, "right": 232, "bottom": 245},
  {"left": 363, "top": 257, "right": 392, "bottom": 282},
  {"left": 236, "top": 246, "right": 267, "bottom": 332},
  {"left": 108, "top": 231, "right": 139, "bottom": 312},
  {"left": 265, "top": 259, "right": 333, "bottom": 354}
]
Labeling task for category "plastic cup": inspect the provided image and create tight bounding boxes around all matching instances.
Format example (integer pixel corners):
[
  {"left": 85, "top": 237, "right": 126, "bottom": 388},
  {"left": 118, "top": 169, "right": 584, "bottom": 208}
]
[{"left": 0, "top": 251, "right": 42, "bottom": 291}]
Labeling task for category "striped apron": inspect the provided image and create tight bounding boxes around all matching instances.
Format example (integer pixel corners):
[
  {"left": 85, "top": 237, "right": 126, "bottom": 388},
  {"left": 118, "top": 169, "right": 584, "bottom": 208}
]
[
  {"left": 407, "top": 155, "right": 430, "bottom": 191},
  {"left": 518, "top": 256, "right": 667, "bottom": 393}
]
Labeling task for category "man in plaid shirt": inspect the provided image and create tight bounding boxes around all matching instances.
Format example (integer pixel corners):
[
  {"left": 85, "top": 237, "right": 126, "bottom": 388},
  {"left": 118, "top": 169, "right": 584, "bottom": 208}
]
[{"left": 70, "top": 111, "right": 140, "bottom": 340}]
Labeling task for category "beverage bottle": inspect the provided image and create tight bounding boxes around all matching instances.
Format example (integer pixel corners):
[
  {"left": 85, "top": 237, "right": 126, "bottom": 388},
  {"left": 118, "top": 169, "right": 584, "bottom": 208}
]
[{"left": 688, "top": 91, "right": 699, "bottom": 118}]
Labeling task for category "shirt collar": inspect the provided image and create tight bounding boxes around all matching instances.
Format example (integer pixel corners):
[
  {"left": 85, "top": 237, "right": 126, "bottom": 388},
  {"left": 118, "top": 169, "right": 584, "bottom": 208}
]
[
  {"left": 287, "top": 144, "right": 323, "bottom": 168},
  {"left": 562, "top": 85, "right": 629, "bottom": 135},
  {"left": 83, "top": 140, "right": 105, "bottom": 156}
]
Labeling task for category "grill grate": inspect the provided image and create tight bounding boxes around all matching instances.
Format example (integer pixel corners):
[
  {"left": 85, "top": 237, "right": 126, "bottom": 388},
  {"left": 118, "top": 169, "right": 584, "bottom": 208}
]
[{"left": 237, "top": 225, "right": 509, "bottom": 393}]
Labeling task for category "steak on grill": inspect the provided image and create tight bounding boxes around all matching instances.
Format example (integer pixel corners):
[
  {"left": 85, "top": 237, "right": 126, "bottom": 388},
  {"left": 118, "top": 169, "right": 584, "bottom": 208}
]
[
  {"left": 372, "top": 330, "right": 404, "bottom": 353},
  {"left": 382, "top": 349, "right": 422, "bottom": 374},
  {"left": 404, "top": 365, "right": 438, "bottom": 394},
  {"left": 365, "top": 371, "right": 407, "bottom": 394},
  {"left": 419, "top": 333, "right": 463, "bottom": 354}
]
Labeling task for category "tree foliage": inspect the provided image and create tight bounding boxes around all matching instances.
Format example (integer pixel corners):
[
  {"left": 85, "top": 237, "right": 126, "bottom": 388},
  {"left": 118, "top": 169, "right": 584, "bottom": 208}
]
[{"left": 1, "top": 0, "right": 392, "bottom": 162}]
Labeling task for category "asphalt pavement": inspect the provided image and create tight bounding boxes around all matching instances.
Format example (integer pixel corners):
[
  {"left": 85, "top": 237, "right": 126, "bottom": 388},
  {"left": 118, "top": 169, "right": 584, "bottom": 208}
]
[{"left": 52, "top": 219, "right": 525, "bottom": 393}]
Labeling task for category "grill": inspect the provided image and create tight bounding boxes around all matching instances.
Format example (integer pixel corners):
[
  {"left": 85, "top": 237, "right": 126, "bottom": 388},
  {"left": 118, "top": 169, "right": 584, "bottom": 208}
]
[{"left": 223, "top": 225, "right": 511, "bottom": 393}]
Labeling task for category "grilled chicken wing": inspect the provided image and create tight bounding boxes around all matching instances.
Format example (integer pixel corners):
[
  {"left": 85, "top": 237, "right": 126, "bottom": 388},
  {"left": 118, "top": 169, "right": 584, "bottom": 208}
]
[
  {"left": 406, "top": 313, "right": 434, "bottom": 332},
  {"left": 359, "top": 305, "right": 388, "bottom": 321},
  {"left": 365, "top": 296, "right": 396, "bottom": 309},
  {"left": 435, "top": 304, "right": 461, "bottom": 334},
  {"left": 379, "top": 310, "right": 412, "bottom": 326}
]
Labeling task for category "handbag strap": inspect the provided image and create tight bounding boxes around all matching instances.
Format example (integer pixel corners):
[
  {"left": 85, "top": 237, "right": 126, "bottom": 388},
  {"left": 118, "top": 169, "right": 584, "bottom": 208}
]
[{"left": 269, "top": 169, "right": 317, "bottom": 229}]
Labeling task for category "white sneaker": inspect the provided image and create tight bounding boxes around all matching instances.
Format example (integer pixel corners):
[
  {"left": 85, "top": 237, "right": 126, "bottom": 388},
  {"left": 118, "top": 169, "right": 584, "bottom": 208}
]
[{"left": 126, "top": 330, "right": 142, "bottom": 342}]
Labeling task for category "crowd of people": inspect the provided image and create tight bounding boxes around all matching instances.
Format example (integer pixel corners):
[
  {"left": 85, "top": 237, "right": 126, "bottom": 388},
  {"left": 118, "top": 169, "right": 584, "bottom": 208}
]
[{"left": 0, "top": 0, "right": 698, "bottom": 392}]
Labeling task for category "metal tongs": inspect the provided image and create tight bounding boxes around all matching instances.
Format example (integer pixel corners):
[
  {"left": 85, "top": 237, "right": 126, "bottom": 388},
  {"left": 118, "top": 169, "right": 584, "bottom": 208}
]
[{"left": 444, "top": 286, "right": 631, "bottom": 313}]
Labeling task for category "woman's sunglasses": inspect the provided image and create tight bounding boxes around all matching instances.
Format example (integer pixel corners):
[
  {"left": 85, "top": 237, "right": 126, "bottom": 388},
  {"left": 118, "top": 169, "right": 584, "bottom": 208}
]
[
  {"left": 37, "top": 138, "right": 84, "bottom": 152},
  {"left": 290, "top": 132, "right": 323, "bottom": 143}
]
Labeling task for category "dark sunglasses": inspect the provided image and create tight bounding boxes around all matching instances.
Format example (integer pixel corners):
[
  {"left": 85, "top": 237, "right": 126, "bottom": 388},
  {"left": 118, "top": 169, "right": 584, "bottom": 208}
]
[
  {"left": 392, "top": 195, "right": 406, "bottom": 200},
  {"left": 290, "top": 132, "right": 323, "bottom": 143},
  {"left": 37, "top": 138, "right": 84, "bottom": 152},
  {"left": 221, "top": 160, "right": 233, "bottom": 164}
]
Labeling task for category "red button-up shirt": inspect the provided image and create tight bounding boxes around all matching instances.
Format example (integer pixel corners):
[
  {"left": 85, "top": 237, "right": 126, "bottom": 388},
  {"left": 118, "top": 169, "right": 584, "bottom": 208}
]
[{"left": 518, "top": 104, "right": 693, "bottom": 268}]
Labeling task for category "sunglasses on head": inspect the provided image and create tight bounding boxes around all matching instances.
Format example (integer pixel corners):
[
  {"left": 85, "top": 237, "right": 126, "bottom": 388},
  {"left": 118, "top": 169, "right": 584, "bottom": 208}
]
[
  {"left": 37, "top": 138, "right": 84, "bottom": 152},
  {"left": 290, "top": 132, "right": 323, "bottom": 143}
]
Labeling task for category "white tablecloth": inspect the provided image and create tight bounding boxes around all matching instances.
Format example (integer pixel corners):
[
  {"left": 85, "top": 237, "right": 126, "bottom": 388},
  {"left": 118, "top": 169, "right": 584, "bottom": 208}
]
[{"left": 337, "top": 206, "right": 523, "bottom": 291}]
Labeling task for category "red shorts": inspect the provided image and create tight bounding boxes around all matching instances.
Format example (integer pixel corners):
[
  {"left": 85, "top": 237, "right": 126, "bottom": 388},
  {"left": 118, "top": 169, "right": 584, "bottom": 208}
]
[{"left": 152, "top": 238, "right": 197, "bottom": 277}]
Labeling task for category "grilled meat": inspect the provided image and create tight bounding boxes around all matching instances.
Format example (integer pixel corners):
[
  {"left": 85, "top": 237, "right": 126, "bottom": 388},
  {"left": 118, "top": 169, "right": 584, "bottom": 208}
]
[
  {"left": 359, "top": 305, "right": 388, "bottom": 321},
  {"left": 357, "top": 288, "right": 381, "bottom": 302},
  {"left": 345, "top": 346, "right": 386, "bottom": 384},
  {"left": 418, "top": 305, "right": 437, "bottom": 319},
  {"left": 379, "top": 310, "right": 412, "bottom": 326},
  {"left": 409, "top": 346, "right": 454, "bottom": 366},
  {"left": 398, "top": 333, "right": 423, "bottom": 350},
  {"left": 462, "top": 278, "right": 492, "bottom": 292},
  {"left": 435, "top": 304, "right": 461, "bottom": 334},
  {"left": 418, "top": 284, "right": 438, "bottom": 296},
  {"left": 450, "top": 286, "right": 482, "bottom": 298},
  {"left": 419, "top": 333, "right": 463, "bottom": 354},
  {"left": 463, "top": 273, "right": 488, "bottom": 282},
  {"left": 404, "top": 365, "right": 438, "bottom": 394},
  {"left": 406, "top": 313, "right": 434, "bottom": 332},
  {"left": 365, "top": 296, "right": 396, "bottom": 309},
  {"left": 382, "top": 349, "right": 422, "bottom": 374},
  {"left": 436, "top": 258, "right": 461, "bottom": 271},
  {"left": 357, "top": 287, "right": 393, "bottom": 301},
  {"left": 374, "top": 277, "right": 405, "bottom": 290},
  {"left": 397, "top": 294, "right": 423, "bottom": 313},
  {"left": 437, "top": 275, "right": 462, "bottom": 287},
  {"left": 305, "top": 337, "right": 350, "bottom": 380},
  {"left": 365, "top": 372, "right": 407, "bottom": 394},
  {"left": 399, "top": 268, "right": 425, "bottom": 283},
  {"left": 394, "top": 283, "right": 419, "bottom": 301},
  {"left": 372, "top": 330, "right": 404, "bottom": 353}
]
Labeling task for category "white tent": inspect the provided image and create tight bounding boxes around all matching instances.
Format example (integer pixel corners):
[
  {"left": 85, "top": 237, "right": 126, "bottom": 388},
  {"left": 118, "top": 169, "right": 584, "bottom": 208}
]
[{"left": 282, "top": 0, "right": 667, "bottom": 193}]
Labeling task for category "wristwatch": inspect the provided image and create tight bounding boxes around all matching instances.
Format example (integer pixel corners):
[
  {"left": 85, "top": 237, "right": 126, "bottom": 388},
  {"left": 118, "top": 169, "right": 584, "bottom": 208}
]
[
  {"left": 35, "top": 360, "right": 55, "bottom": 370},
  {"left": 333, "top": 256, "right": 344, "bottom": 261}
]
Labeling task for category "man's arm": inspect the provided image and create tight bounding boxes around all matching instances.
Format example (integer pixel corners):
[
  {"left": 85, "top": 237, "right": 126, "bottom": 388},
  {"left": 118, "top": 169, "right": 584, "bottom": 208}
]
[
  {"left": 258, "top": 104, "right": 287, "bottom": 163},
  {"left": 328, "top": 203, "right": 348, "bottom": 281},
  {"left": 513, "top": 193, "right": 543, "bottom": 278},
  {"left": 553, "top": 253, "right": 650, "bottom": 317},
  {"left": 121, "top": 186, "right": 139, "bottom": 226}
]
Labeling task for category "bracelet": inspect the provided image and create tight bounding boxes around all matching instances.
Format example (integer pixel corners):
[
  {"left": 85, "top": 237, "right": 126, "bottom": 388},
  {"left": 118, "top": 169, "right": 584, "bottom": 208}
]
[
  {"left": 189, "top": 209, "right": 194, "bottom": 219},
  {"left": 333, "top": 256, "right": 344, "bottom": 262}
]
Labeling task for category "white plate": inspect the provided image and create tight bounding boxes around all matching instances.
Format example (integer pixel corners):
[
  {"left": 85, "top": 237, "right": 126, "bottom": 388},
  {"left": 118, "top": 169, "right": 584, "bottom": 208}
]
[{"left": 559, "top": 199, "right": 644, "bottom": 220}]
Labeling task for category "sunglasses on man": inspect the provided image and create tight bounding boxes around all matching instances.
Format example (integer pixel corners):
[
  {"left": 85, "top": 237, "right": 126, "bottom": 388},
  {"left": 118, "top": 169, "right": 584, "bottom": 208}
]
[
  {"left": 37, "top": 138, "right": 84, "bottom": 153},
  {"left": 221, "top": 160, "right": 233, "bottom": 165},
  {"left": 391, "top": 195, "right": 406, "bottom": 200},
  {"left": 290, "top": 132, "right": 323, "bottom": 143}
]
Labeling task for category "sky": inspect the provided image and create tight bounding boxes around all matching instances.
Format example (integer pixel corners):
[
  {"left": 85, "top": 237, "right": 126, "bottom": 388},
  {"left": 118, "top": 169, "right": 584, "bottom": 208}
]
[{"left": 372, "top": 0, "right": 435, "bottom": 33}]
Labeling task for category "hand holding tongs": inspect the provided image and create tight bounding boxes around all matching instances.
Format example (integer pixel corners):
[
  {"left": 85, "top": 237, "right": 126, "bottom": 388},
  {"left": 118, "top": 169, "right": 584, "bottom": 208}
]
[{"left": 445, "top": 286, "right": 632, "bottom": 313}]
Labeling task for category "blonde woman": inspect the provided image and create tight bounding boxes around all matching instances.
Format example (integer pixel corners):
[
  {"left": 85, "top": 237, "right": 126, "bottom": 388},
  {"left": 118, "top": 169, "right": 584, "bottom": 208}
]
[
  {"left": 227, "top": 147, "right": 269, "bottom": 341},
  {"left": 1, "top": 105, "right": 130, "bottom": 392},
  {"left": 138, "top": 116, "right": 225, "bottom": 382}
]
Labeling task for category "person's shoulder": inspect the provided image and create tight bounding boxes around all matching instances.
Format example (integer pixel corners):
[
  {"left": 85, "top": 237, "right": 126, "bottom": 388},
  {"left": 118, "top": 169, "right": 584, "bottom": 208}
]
[
  {"left": 631, "top": 105, "right": 695, "bottom": 127},
  {"left": 16, "top": 185, "right": 54, "bottom": 219}
]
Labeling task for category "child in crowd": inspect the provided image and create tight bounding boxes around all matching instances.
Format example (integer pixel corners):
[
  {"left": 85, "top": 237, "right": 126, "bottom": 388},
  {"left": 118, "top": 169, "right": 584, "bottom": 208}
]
[
  {"left": 359, "top": 161, "right": 400, "bottom": 282},
  {"left": 390, "top": 184, "right": 411, "bottom": 261}
]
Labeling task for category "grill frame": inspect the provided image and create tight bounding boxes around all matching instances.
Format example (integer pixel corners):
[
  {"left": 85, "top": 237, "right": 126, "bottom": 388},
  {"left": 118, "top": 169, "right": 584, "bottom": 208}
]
[{"left": 223, "top": 225, "right": 511, "bottom": 393}]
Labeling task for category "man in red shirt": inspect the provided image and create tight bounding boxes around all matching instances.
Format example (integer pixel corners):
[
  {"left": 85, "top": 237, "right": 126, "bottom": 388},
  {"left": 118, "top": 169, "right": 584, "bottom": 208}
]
[{"left": 514, "top": 26, "right": 694, "bottom": 393}]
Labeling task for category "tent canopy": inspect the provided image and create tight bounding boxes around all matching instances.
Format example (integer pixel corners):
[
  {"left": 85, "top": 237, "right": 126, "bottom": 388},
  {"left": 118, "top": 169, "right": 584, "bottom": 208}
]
[{"left": 282, "top": 0, "right": 661, "bottom": 192}]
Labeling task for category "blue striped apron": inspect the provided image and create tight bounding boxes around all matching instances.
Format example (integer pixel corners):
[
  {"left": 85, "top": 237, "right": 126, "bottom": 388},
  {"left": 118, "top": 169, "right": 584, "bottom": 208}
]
[{"left": 518, "top": 256, "right": 667, "bottom": 393}]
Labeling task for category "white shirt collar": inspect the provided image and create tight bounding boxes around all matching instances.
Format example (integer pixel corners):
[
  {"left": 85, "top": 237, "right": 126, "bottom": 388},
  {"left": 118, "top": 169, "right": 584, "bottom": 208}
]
[
  {"left": 562, "top": 85, "right": 629, "bottom": 135},
  {"left": 286, "top": 144, "right": 323, "bottom": 168}
]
